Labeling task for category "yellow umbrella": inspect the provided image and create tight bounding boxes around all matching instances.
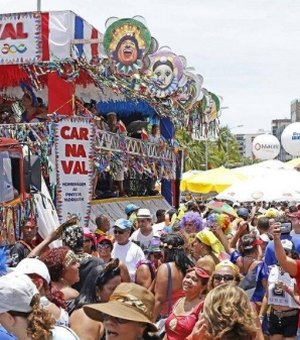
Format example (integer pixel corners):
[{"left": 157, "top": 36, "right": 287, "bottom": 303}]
[
  {"left": 286, "top": 158, "right": 300, "bottom": 169},
  {"left": 186, "top": 166, "right": 247, "bottom": 194},
  {"left": 180, "top": 170, "right": 203, "bottom": 191}
]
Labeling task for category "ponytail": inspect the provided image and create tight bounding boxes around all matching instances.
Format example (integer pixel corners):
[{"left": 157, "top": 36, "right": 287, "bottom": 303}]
[{"left": 27, "top": 294, "right": 54, "bottom": 340}]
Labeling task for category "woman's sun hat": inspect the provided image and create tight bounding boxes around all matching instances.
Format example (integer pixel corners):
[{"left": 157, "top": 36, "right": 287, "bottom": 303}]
[{"left": 83, "top": 282, "right": 157, "bottom": 331}]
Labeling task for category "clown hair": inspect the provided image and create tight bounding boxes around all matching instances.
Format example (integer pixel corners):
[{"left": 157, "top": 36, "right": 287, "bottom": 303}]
[{"left": 179, "top": 211, "right": 203, "bottom": 231}]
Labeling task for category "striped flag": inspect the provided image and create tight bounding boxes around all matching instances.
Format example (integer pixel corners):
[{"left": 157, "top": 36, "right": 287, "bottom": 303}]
[{"left": 41, "top": 11, "right": 101, "bottom": 62}]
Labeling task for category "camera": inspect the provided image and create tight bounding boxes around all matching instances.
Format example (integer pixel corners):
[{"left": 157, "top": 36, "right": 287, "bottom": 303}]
[{"left": 280, "top": 222, "right": 292, "bottom": 234}]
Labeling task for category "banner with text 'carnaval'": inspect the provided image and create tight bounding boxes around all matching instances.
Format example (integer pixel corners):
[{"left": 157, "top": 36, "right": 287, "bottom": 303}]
[{"left": 54, "top": 117, "right": 94, "bottom": 227}]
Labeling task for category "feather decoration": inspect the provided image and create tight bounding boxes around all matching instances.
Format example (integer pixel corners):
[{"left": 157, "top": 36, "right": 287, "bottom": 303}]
[
  {"left": 20, "top": 81, "right": 38, "bottom": 107},
  {"left": 0, "top": 247, "right": 7, "bottom": 276}
]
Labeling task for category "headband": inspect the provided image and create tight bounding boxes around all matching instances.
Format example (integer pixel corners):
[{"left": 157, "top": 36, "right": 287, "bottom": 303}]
[{"left": 64, "top": 250, "right": 78, "bottom": 268}]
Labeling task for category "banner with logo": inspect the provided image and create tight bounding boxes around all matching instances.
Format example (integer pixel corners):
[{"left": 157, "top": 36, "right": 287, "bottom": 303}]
[
  {"left": 0, "top": 12, "right": 41, "bottom": 64},
  {"left": 54, "top": 117, "right": 94, "bottom": 227}
]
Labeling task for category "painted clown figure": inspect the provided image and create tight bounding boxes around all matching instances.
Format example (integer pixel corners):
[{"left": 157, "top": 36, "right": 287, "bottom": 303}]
[{"left": 103, "top": 17, "right": 155, "bottom": 76}]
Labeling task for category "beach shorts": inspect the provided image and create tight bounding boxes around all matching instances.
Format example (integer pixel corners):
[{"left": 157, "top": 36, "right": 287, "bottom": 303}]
[{"left": 268, "top": 309, "right": 299, "bottom": 337}]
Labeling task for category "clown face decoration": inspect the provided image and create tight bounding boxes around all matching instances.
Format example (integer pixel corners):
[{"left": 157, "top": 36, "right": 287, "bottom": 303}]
[
  {"left": 148, "top": 48, "right": 185, "bottom": 98},
  {"left": 103, "top": 17, "right": 155, "bottom": 76}
]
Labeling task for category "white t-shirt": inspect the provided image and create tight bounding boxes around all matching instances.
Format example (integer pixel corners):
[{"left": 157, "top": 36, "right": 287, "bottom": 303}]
[
  {"left": 130, "top": 229, "right": 153, "bottom": 250},
  {"left": 268, "top": 265, "right": 299, "bottom": 309},
  {"left": 51, "top": 326, "right": 80, "bottom": 340},
  {"left": 112, "top": 241, "right": 145, "bottom": 281}
]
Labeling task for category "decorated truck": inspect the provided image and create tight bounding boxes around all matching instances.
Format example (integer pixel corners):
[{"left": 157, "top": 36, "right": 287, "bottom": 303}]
[{"left": 0, "top": 10, "right": 222, "bottom": 241}]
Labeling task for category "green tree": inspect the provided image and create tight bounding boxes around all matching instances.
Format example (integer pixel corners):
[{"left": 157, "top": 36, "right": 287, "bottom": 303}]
[{"left": 176, "top": 126, "right": 244, "bottom": 170}]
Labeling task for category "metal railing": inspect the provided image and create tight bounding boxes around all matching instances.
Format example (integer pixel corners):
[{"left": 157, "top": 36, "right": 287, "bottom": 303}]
[{"left": 95, "top": 129, "right": 176, "bottom": 162}]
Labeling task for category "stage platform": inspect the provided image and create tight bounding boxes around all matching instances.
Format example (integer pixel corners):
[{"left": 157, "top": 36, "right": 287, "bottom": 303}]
[{"left": 89, "top": 195, "right": 171, "bottom": 228}]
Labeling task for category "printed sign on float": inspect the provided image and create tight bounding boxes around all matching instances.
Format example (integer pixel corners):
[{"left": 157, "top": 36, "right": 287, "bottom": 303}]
[
  {"left": 54, "top": 116, "right": 94, "bottom": 228},
  {"left": 0, "top": 12, "right": 41, "bottom": 64}
]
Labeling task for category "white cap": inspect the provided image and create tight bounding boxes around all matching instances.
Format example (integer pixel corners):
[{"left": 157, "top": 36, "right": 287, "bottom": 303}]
[
  {"left": 260, "top": 233, "right": 271, "bottom": 243},
  {"left": 281, "top": 239, "right": 293, "bottom": 251},
  {"left": 0, "top": 273, "right": 39, "bottom": 313},
  {"left": 16, "top": 258, "right": 51, "bottom": 284},
  {"left": 137, "top": 208, "right": 152, "bottom": 219}
]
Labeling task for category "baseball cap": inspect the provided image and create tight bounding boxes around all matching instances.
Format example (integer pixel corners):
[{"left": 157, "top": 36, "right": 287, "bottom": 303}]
[
  {"left": 15, "top": 258, "right": 51, "bottom": 284},
  {"left": 287, "top": 211, "right": 300, "bottom": 219},
  {"left": 237, "top": 207, "right": 250, "bottom": 219},
  {"left": 281, "top": 239, "right": 294, "bottom": 251},
  {"left": 137, "top": 208, "right": 152, "bottom": 219},
  {"left": 125, "top": 204, "right": 140, "bottom": 215},
  {"left": 106, "top": 112, "right": 117, "bottom": 117},
  {"left": 259, "top": 233, "right": 271, "bottom": 243},
  {"left": 0, "top": 273, "right": 39, "bottom": 313},
  {"left": 98, "top": 236, "right": 113, "bottom": 248},
  {"left": 113, "top": 218, "right": 132, "bottom": 230},
  {"left": 144, "top": 237, "right": 161, "bottom": 254}
]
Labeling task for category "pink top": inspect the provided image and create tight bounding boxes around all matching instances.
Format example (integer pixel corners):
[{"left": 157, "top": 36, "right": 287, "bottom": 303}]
[{"left": 165, "top": 299, "right": 204, "bottom": 340}]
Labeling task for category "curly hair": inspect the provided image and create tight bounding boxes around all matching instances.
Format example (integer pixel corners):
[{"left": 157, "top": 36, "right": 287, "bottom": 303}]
[
  {"left": 40, "top": 246, "right": 70, "bottom": 282},
  {"left": 179, "top": 211, "right": 203, "bottom": 232},
  {"left": 39, "top": 247, "right": 72, "bottom": 308},
  {"left": 10, "top": 294, "right": 54, "bottom": 340},
  {"left": 203, "top": 283, "right": 257, "bottom": 340}
]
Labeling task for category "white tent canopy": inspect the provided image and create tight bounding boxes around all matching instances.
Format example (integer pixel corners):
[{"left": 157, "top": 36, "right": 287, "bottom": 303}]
[{"left": 217, "top": 168, "right": 300, "bottom": 202}]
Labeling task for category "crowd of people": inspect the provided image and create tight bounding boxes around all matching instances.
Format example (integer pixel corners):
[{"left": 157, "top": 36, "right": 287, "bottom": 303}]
[{"left": 2, "top": 200, "right": 300, "bottom": 339}]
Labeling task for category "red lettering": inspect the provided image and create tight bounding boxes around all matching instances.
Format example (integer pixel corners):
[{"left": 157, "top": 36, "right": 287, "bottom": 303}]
[
  {"left": 61, "top": 160, "right": 73, "bottom": 174},
  {"left": 0, "top": 22, "right": 28, "bottom": 40},
  {"left": 61, "top": 126, "right": 71, "bottom": 139},
  {"left": 79, "top": 128, "right": 89, "bottom": 140},
  {"left": 16, "top": 23, "right": 28, "bottom": 39},
  {"left": 61, "top": 160, "right": 88, "bottom": 174},
  {"left": 1, "top": 23, "right": 15, "bottom": 40},
  {"left": 73, "top": 161, "right": 88, "bottom": 174},
  {"left": 65, "top": 144, "right": 87, "bottom": 157},
  {"left": 60, "top": 127, "right": 89, "bottom": 140}
]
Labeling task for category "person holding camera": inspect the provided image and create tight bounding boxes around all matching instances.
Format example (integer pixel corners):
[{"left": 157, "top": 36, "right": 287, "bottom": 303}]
[
  {"left": 264, "top": 218, "right": 300, "bottom": 268},
  {"left": 265, "top": 230, "right": 300, "bottom": 339}
]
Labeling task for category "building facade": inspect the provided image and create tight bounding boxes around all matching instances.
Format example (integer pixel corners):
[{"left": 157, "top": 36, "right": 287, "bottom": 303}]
[
  {"left": 235, "top": 129, "right": 269, "bottom": 159},
  {"left": 291, "top": 99, "right": 300, "bottom": 123}
]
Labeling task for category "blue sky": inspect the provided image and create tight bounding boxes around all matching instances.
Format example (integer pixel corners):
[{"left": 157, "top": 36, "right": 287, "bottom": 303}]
[{"left": 1, "top": 0, "right": 300, "bottom": 134}]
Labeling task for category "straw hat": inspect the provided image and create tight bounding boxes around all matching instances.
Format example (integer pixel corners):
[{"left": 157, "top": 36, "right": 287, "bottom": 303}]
[{"left": 84, "top": 282, "right": 157, "bottom": 331}]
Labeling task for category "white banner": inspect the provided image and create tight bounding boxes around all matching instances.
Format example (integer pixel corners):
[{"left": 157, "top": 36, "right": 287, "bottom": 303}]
[
  {"left": 55, "top": 117, "right": 94, "bottom": 228},
  {"left": 0, "top": 12, "right": 41, "bottom": 64}
]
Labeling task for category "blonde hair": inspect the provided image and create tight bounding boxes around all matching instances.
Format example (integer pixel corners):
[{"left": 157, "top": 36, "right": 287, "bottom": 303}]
[
  {"left": 203, "top": 283, "right": 257, "bottom": 340},
  {"left": 27, "top": 294, "right": 55, "bottom": 340}
]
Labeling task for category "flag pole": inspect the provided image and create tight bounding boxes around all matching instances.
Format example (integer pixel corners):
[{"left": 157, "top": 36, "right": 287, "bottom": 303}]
[{"left": 37, "top": 0, "right": 41, "bottom": 11}]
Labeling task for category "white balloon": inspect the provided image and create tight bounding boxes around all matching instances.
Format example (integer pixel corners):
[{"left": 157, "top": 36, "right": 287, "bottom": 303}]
[
  {"left": 281, "top": 122, "right": 300, "bottom": 156},
  {"left": 252, "top": 134, "right": 280, "bottom": 160}
]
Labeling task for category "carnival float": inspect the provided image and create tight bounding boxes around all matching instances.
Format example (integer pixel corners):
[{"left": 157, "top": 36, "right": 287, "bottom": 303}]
[{"left": 0, "top": 10, "right": 222, "bottom": 242}]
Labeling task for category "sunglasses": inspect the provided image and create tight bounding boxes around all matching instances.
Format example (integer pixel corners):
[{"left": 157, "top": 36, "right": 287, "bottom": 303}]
[
  {"left": 103, "top": 314, "right": 130, "bottom": 324},
  {"left": 149, "top": 252, "right": 162, "bottom": 259},
  {"left": 213, "top": 274, "right": 234, "bottom": 282},
  {"left": 113, "top": 229, "right": 125, "bottom": 235},
  {"left": 98, "top": 243, "right": 111, "bottom": 249}
]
